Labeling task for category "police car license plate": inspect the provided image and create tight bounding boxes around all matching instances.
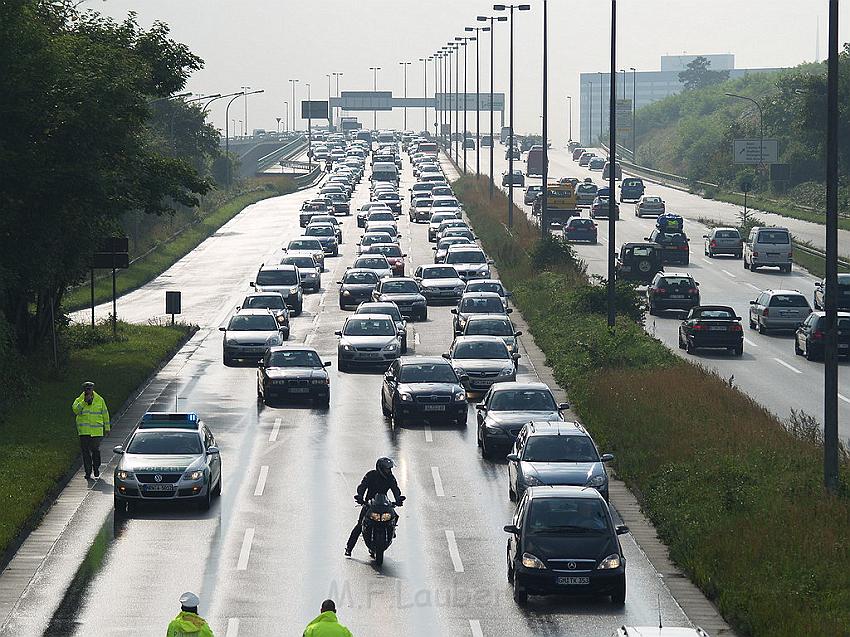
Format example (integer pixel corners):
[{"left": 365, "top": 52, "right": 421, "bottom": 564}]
[
  {"left": 557, "top": 576, "right": 589, "bottom": 585},
  {"left": 423, "top": 405, "right": 446, "bottom": 412},
  {"left": 144, "top": 484, "right": 174, "bottom": 492}
]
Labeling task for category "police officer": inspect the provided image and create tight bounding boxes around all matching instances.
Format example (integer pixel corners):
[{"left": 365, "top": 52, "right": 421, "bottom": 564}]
[
  {"left": 302, "top": 599, "right": 352, "bottom": 637},
  {"left": 72, "top": 381, "right": 110, "bottom": 479},
  {"left": 166, "top": 592, "right": 214, "bottom": 637},
  {"left": 345, "top": 457, "right": 404, "bottom": 557}
]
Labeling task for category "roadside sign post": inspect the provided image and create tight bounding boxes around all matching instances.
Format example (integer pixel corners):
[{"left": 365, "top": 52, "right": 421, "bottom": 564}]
[
  {"left": 301, "top": 100, "right": 329, "bottom": 172},
  {"left": 92, "top": 237, "right": 129, "bottom": 337},
  {"left": 165, "top": 291, "right": 182, "bottom": 326},
  {"left": 732, "top": 139, "right": 778, "bottom": 164}
]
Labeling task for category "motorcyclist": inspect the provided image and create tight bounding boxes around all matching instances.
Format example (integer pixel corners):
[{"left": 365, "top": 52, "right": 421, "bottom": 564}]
[{"left": 344, "top": 457, "right": 404, "bottom": 557}]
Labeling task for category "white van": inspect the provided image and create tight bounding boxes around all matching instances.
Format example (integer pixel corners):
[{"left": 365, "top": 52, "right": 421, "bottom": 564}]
[
  {"left": 744, "top": 226, "right": 793, "bottom": 273},
  {"left": 371, "top": 162, "right": 399, "bottom": 185}
]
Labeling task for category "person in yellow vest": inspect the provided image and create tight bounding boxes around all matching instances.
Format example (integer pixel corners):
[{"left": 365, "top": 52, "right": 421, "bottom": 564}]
[
  {"left": 303, "top": 599, "right": 353, "bottom": 637},
  {"left": 167, "top": 592, "right": 214, "bottom": 637},
  {"left": 72, "top": 381, "right": 110, "bottom": 480}
]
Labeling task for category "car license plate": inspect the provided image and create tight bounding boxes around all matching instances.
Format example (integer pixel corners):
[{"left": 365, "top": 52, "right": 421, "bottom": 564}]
[
  {"left": 423, "top": 404, "right": 446, "bottom": 412},
  {"left": 669, "top": 294, "right": 685, "bottom": 299},
  {"left": 289, "top": 387, "right": 310, "bottom": 393},
  {"left": 557, "top": 576, "right": 589, "bottom": 585},
  {"left": 709, "top": 325, "right": 728, "bottom": 331},
  {"left": 144, "top": 484, "right": 174, "bottom": 492}
]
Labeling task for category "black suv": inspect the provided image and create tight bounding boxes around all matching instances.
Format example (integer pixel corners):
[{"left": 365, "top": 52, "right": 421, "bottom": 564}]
[
  {"left": 504, "top": 486, "right": 628, "bottom": 605},
  {"left": 615, "top": 243, "right": 663, "bottom": 283},
  {"left": 381, "top": 357, "right": 468, "bottom": 426},
  {"left": 647, "top": 229, "right": 690, "bottom": 265},
  {"left": 647, "top": 272, "right": 700, "bottom": 314}
]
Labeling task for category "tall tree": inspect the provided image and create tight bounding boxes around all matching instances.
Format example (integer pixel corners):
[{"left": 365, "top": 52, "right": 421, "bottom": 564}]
[
  {"left": 679, "top": 56, "right": 731, "bottom": 91},
  {"left": 0, "top": 1, "right": 210, "bottom": 351}
]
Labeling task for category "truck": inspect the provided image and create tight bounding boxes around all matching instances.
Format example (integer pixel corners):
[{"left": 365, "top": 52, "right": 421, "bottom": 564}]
[
  {"left": 526, "top": 145, "right": 547, "bottom": 177},
  {"left": 341, "top": 117, "right": 362, "bottom": 133},
  {"left": 500, "top": 126, "right": 512, "bottom": 145},
  {"left": 532, "top": 182, "right": 579, "bottom": 227}
]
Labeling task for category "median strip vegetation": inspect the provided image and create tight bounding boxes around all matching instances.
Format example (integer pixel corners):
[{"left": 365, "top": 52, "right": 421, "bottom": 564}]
[
  {"left": 454, "top": 174, "right": 850, "bottom": 636},
  {"left": 0, "top": 321, "right": 193, "bottom": 560}
]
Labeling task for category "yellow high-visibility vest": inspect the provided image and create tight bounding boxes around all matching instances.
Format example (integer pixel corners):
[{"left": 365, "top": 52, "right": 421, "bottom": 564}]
[{"left": 72, "top": 392, "right": 110, "bottom": 437}]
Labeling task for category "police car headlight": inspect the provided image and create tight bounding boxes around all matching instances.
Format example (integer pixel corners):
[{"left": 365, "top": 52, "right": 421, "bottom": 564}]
[
  {"left": 116, "top": 470, "right": 132, "bottom": 480},
  {"left": 185, "top": 470, "right": 204, "bottom": 481}
]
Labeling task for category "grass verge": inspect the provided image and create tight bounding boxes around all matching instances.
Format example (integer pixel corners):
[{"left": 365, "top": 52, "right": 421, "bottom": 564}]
[
  {"left": 63, "top": 180, "right": 294, "bottom": 313},
  {"left": 455, "top": 174, "right": 850, "bottom": 636},
  {"left": 704, "top": 189, "right": 850, "bottom": 231},
  {"left": 0, "top": 321, "right": 192, "bottom": 557}
]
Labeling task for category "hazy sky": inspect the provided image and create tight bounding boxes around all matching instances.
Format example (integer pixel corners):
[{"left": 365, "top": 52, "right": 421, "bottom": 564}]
[{"left": 92, "top": 0, "right": 838, "bottom": 144}]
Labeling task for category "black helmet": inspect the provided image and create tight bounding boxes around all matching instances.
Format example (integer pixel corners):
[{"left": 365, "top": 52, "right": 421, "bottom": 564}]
[{"left": 376, "top": 457, "right": 394, "bottom": 477}]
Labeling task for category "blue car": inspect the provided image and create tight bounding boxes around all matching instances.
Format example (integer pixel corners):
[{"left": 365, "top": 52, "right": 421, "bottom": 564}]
[{"left": 619, "top": 177, "right": 645, "bottom": 202}]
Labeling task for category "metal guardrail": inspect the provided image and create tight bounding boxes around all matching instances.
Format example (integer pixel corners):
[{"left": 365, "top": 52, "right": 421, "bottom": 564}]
[
  {"left": 793, "top": 241, "right": 850, "bottom": 270},
  {"left": 278, "top": 160, "right": 314, "bottom": 172},
  {"left": 599, "top": 143, "right": 719, "bottom": 191},
  {"left": 255, "top": 136, "right": 307, "bottom": 172}
]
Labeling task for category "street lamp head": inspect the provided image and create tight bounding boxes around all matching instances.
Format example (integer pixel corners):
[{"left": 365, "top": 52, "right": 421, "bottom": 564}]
[
  {"left": 629, "top": 67, "right": 636, "bottom": 71},
  {"left": 465, "top": 26, "right": 474, "bottom": 32},
  {"left": 482, "top": 27, "right": 491, "bottom": 32},
  {"left": 455, "top": 36, "right": 463, "bottom": 41},
  {"left": 469, "top": 37, "right": 477, "bottom": 41},
  {"left": 497, "top": 16, "right": 507, "bottom": 21},
  {"left": 477, "top": 15, "right": 488, "bottom": 21},
  {"left": 493, "top": 4, "right": 506, "bottom": 10},
  {"left": 518, "top": 4, "right": 531, "bottom": 10}
]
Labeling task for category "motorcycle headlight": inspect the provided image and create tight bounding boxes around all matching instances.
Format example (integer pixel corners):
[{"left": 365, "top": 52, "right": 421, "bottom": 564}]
[
  {"left": 380, "top": 512, "right": 392, "bottom": 521},
  {"left": 184, "top": 470, "right": 204, "bottom": 481},
  {"left": 586, "top": 474, "right": 607, "bottom": 488},
  {"left": 369, "top": 512, "right": 382, "bottom": 521},
  {"left": 597, "top": 553, "right": 621, "bottom": 570},
  {"left": 116, "top": 470, "right": 132, "bottom": 480},
  {"left": 521, "top": 553, "right": 546, "bottom": 569},
  {"left": 453, "top": 389, "right": 467, "bottom": 402}
]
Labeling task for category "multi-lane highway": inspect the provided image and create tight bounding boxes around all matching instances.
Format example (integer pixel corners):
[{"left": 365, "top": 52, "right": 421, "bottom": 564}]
[
  {"left": 479, "top": 144, "right": 849, "bottom": 437},
  {"left": 0, "top": 138, "right": 721, "bottom": 636}
]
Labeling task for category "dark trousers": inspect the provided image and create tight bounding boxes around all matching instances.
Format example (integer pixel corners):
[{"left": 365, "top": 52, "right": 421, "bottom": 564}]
[
  {"left": 79, "top": 435, "right": 102, "bottom": 476},
  {"left": 346, "top": 506, "right": 368, "bottom": 552}
]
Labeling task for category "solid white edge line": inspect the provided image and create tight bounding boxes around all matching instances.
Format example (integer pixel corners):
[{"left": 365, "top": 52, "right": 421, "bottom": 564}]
[
  {"left": 445, "top": 530, "right": 464, "bottom": 572},
  {"left": 269, "top": 418, "right": 282, "bottom": 442},
  {"left": 237, "top": 528, "right": 255, "bottom": 570},
  {"left": 838, "top": 393, "right": 850, "bottom": 404},
  {"left": 773, "top": 358, "right": 802, "bottom": 374},
  {"left": 424, "top": 425, "right": 433, "bottom": 443},
  {"left": 254, "top": 465, "right": 269, "bottom": 496},
  {"left": 469, "top": 619, "right": 484, "bottom": 637},
  {"left": 743, "top": 338, "right": 758, "bottom": 347},
  {"left": 226, "top": 618, "right": 240, "bottom": 637},
  {"left": 431, "top": 466, "right": 445, "bottom": 497}
]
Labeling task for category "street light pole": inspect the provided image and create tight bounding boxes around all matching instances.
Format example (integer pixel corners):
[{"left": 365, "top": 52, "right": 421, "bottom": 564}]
[
  {"left": 370, "top": 66, "right": 382, "bottom": 129},
  {"left": 432, "top": 54, "right": 439, "bottom": 139},
  {"left": 478, "top": 15, "right": 504, "bottom": 197},
  {"left": 455, "top": 36, "right": 472, "bottom": 174},
  {"left": 630, "top": 67, "right": 636, "bottom": 159},
  {"left": 607, "top": 0, "right": 617, "bottom": 329},
  {"left": 454, "top": 41, "right": 460, "bottom": 165},
  {"left": 283, "top": 102, "right": 288, "bottom": 131},
  {"left": 598, "top": 72, "right": 604, "bottom": 144},
  {"left": 417, "top": 58, "right": 428, "bottom": 134},
  {"left": 541, "top": 0, "right": 549, "bottom": 239},
  {"left": 240, "top": 86, "right": 250, "bottom": 136},
  {"left": 466, "top": 26, "right": 485, "bottom": 176},
  {"left": 289, "top": 79, "right": 299, "bottom": 132},
  {"left": 588, "top": 81, "right": 593, "bottom": 146},
  {"left": 725, "top": 92, "right": 765, "bottom": 169},
  {"left": 306, "top": 82, "right": 312, "bottom": 170},
  {"left": 567, "top": 96, "right": 573, "bottom": 142},
  {"left": 446, "top": 45, "right": 453, "bottom": 154},
  {"left": 332, "top": 72, "right": 344, "bottom": 130},
  {"left": 399, "top": 61, "right": 412, "bottom": 131}
]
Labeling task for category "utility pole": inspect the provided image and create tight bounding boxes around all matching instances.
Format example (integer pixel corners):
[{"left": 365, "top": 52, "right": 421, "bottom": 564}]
[
  {"left": 607, "top": 0, "right": 617, "bottom": 328},
  {"left": 478, "top": 14, "right": 505, "bottom": 197},
  {"left": 332, "top": 72, "right": 343, "bottom": 130},
  {"left": 598, "top": 72, "right": 604, "bottom": 145},
  {"left": 541, "top": 0, "right": 549, "bottom": 239}
]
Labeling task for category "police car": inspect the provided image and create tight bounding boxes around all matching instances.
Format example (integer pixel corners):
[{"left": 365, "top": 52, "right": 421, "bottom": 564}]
[{"left": 113, "top": 413, "right": 222, "bottom": 515}]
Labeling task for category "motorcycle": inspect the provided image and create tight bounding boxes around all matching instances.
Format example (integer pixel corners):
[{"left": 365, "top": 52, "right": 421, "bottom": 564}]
[{"left": 359, "top": 493, "right": 404, "bottom": 566}]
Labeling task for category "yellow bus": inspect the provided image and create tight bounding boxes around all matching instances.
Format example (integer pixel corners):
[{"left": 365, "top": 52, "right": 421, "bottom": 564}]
[{"left": 533, "top": 182, "right": 578, "bottom": 223}]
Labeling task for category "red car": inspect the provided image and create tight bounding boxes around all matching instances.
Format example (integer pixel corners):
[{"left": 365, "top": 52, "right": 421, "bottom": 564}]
[
  {"left": 572, "top": 147, "right": 585, "bottom": 161},
  {"left": 361, "top": 243, "right": 406, "bottom": 276}
]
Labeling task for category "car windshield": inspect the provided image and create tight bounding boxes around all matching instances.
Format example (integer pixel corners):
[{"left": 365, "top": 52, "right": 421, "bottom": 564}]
[
  {"left": 362, "top": 234, "right": 392, "bottom": 245},
  {"left": 382, "top": 280, "right": 419, "bottom": 294},
  {"left": 453, "top": 340, "right": 509, "bottom": 359},
  {"left": 490, "top": 389, "right": 556, "bottom": 411},
  {"left": 769, "top": 294, "right": 809, "bottom": 308},
  {"left": 378, "top": 193, "right": 399, "bottom": 200},
  {"left": 460, "top": 297, "right": 504, "bottom": 313},
  {"left": 242, "top": 296, "right": 285, "bottom": 310},
  {"left": 439, "top": 238, "right": 472, "bottom": 250},
  {"left": 433, "top": 199, "right": 458, "bottom": 207},
  {"left": 523, "top": 435, "right": 599, "bottom": 463},
  {"left": 527, "top": 498, "right": 610, "bottom": 535},
  {"left": 288, "top": 239, "right": 321, "bottom": 251},
  {"left": 267, "top": 350, "right": 322, "bottom": 368},
  {"left": 447, "top": 251, "right": 486, "bottom": 264},
  {"left": 422, "top": 267, "right": 458, "bottom": 279},
  {"left": 368, "top": 212, "right": 394, "bottom": 221},
  {"left": 306, "top": 226, "right": 333, "bottom": 236},
  {"left": 344, "top": 318, "right": 395, "bottom": 336},
  {"left": 715, "top": 230, "right": 740, "bottom": 239},
  {"left": 127, "top": 431, "right": 202, "bottom": 455},
  {"left": 432, "top": 188, "right": 453, "bottom": 197},
  {"left": 228, "top": 314, "right": 278, "bottom": 331},
  {"left": 374, "top": 245, "right": 402, "bottom": 257},
  {"left": 344, "top": 271, "right": 378, "bottom": 284},
  {"left": 283, "top": 256, "right": 315, "bottom": 269},
  {"left": 577, "top": 184, "right": 596, "bottom": 193},
  {"left": 693, "top": 308, "right": 736, "bottom": 320},
  {"left": 466, "top": 282, "right": 502, "bottom": 295},
  {"left": 358, "top": 305, "right": 402, "bottom": 321},
  {"left": 466, "top": 318, "right": 512, "bottom": 336},
  {"left": 431, "top": 213, "right": 457, "bottom": 224},
  {"left": 757, "top": 230, "right": 790, "bottom": 244},
  {"left": 256, "top": 270, "right": 298, "bottom": 286},
  {"left": 355, "top": 257, "right": 389, "bottom": 269},
  {"left": 398, "top": 363, "right": 458, "bottom": 383}
]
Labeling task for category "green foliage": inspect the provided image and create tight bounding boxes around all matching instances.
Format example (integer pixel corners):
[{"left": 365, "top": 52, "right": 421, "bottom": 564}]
[
  {"left": 0, "top": 321, "right": 191, "bottom": 555},
  {"left": 678, "top": 56, "right": 731, "bottom": 91}
]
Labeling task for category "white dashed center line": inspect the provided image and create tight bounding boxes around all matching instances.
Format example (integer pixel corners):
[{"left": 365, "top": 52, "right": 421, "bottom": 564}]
[
  {"left": 744, "top": 282, "right": 761, "bottom": 291},
  {"left": 237, "top": 528, "right": 255, "bottom": 570},
  {"left": 269, "top": 417, "right": 282, "bottom": 442},
  {"left": 721, "top": 269, "right": 737, "bottom": 278},
  {"left": 226, "top": 618, "right": 240, "bottom": 637},
  {"left": 839, "top": 393, "right": 850, "bottom": 404},
  {"left": 773, "top": 358, "right": 802, "bottom": 374},
  {"left": 701, "top": 258, "right": 712, "bottom": 264},
  {"left": 445, "top": 530, "right": 464, "bottom": 572},
  {"left": 254, "top": 465, "right": 269, "bottom": 496},
  {"left": 431, "top": 467, "right": 445, "bottom": 496},
  {"left": 469, "top": 619, "right": 484, "bottom": 637},
  {"left": 414, "top": 332, "right": 421, "bottom": 346},
  {"left": 424, "top": 425, "right": 433, "bottom": 443}
]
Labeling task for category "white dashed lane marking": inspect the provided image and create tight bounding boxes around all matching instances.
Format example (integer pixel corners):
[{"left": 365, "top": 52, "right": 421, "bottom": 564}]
[{"left": 445, "top": 530, "right": 464, "bottom": 572}]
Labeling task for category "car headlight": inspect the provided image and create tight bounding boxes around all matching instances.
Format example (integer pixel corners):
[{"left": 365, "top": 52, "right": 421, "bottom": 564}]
[
  {"left": 597, "top": 553, "right": 621, "bottom": 570},
  {"left": 289, "top": 286, "right": 300, "bottom": 295},
  {"left": 383, "top": 343, "right": 399, "bottom": 352},
  {"left": 184, "top": 470, "right": 204, "bottom": 481},
  {"left": 521, "top": 553, "right": 546, "bottom": 569},
  {"left": 116, "top": 470, "right": 132, "bottom": 480},
  {"left": 342, "top": 290, "right": 351, "bottom": 296},
  {"left": 453, "top": 389, "right": 467, "bottom": 402},
  {"left": 485, "top": 423, "right": 507, "bottom": 434},
  {"left": 225, "top": 338, "right": 238, "bottom": 345},
  {"left": 454, "top": 285, "right": 465, "bottom": 293},
  {"left": 499, "top": 366, "right": 515, "bottom": 376},
  {"left": 399, "top": 393, "right": 414, "bottom": 402},
  {"left": 523, "top": 475, "right": 543, "bottom": 486},
  {"left": 306, "top": 272, "right": 317, "bottom": 278},
  {"left": 266, "top": 334, "right": 283, "bottom": 346},
  {"left": 586, "top": 474, "right": 607, "bottom": 488},
  {"left": 341, "top": 343, "right": 354, "bottom": 351}
]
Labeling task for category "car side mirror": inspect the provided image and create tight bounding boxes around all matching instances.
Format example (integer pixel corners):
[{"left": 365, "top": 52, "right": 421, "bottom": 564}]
[
  {"left": 450, "top": 308, "right": 458, "bottom": 314},
  {"left": 512, "top": 353, "right": 521, "bottom": 361},
  {"left": 506, "top": 308, "right": 513, "bottom": 314},
  {"left": 432, "top": 246, "right": 438, "bottom": 250},
  {"left": 644, "top": 237, "right": 651, "bottom": 241},
  {"left": 249, "top": 282, "right": 256, "bottom": 287},
  {"left": 558, "top": 402, "right": 570, "bottom": 410},
  {"left": 475, "top": 402, "right": 485, "bottom": 410},
  {"left": 506, "top": 453, "right": 520, "bottom": 462},
  {"left": 616, "top": 525, "right": 630, "bottom": 535},
  {"left": 505, "top": 291, "right": 513, "bottom": 297},
  {"left": 441, "top": 352, "right": 451, "bottom": 359},
  {"left": 702, "top": 235, "right": 708, "bottom": 239},
  {"left": 601, "top": 453, "right": 615, "bottom": 463},
  {"left": 334, "top": 330, "right": 342, "bottom": 336},
  {"left": 487, "top": 259, "right": 495, "bottom": 265},
  {"left": 258, "top": 361, "right": 265, "bottom": 368},
  {"left": 402, "top": 254, "right": 408, "bottom": 258},
  {"left": 385, "top": 374, "right": 396, "bottom": 382},
  {"left": 459, "top": 374, "right": 470, "bottom": 383},
  {"left": 206, "top": 446, "right": 220, "bottom": 455},
  {"left": 218, "top": 326, "right": 226, "bottom": 332},
  {"left": 323, "top": 361, "right": 332, "bottom": 367},
  {"left": 514, "top": 331, "right": 523, "bottom": 337},
  {"left": 503, "top": 524, "right": 520, "bottom": 534},
  {"left": 749, "top": 300, "right": 756, "bottom": 305},
  {"left": 113, "top": 445, "right": 124, "bottom": 455}
]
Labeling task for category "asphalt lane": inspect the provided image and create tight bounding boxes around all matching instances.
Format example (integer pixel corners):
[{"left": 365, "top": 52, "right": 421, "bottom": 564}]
[
  {"left": 482, "top": 146, "right": 850, "bottom": 435},
  {"left": 8, "top": 147, "right": 696, "bottom": 636}
]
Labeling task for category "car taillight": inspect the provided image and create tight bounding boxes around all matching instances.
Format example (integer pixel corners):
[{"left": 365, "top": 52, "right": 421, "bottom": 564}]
[
  {"left": 654, "top": 288, "right": 667, "bottom": 295},
  {"left": 729, "top": 324, "right": 743, "bottom": 332},
  {"left": 692, "top": 324, "right": 707, "bottom": 331},
  {"left": 687, "top": 288, "right": 698, "bottom": 295},
  {"left": 678, "top": 245, "right": 689, "bottom": 251},
  {"left": 812, "top": 329, "right": 825, "bottom": 340},
  {"left": 752, "top": 251, "right": 759, "bottom": 257},
  {"left": 710, "top": 240, "right": 717, "bottom": 247}
]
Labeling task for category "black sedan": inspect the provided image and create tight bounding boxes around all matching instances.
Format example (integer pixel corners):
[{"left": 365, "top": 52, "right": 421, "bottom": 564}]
[
  {"left": 678, "top": 305, "right": 744, "bottom": 356},
  {"left": 794, "top": 311, "right": 850, "bottom": 361},
  {"left": 563, "top": 218, "right": 597, "bottom": 243},
  {"left": 338, "top": 269, "right": 380, "bottom": 310},
  {"left": 381, "top": 357, "right": 468, "bottom": 426},
  {"left": 257, "top": 346, "right": 331, "bottom": 406},
  {"left": 372, "top": 277, "right": 427, "bottom": 320},
  {"left": 647, "top": 272, "right": 700, "bottom": 314},
  {"left": 647, "top": 229, "right": 690, "bottom": 265}
]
